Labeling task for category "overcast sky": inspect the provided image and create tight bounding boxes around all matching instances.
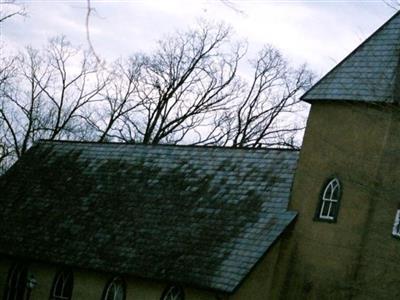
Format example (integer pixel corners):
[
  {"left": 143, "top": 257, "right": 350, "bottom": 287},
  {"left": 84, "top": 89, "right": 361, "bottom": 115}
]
[{"left": 1, "top": 0, "right": 397, "bottom": 77}]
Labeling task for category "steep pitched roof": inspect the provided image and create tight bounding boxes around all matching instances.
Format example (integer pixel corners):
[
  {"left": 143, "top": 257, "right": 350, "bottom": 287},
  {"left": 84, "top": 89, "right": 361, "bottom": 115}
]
[
  {"left": 302, "top": 11, "right": 400, "bottom": 103},
  {"left": 0, "top": 141, "right": 298, "bottom": 293}
]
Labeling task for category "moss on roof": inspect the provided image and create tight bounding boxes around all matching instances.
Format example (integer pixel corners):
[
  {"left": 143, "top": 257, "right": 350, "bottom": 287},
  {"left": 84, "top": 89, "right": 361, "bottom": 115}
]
[{"left": 0, "top": 141, "right": 298, "bottom": 292}]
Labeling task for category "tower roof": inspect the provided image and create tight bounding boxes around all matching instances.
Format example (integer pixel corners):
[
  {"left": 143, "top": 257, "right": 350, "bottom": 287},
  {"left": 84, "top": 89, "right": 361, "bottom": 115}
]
[{"left": 302, "top": 11, "right": 400, "bottom": 103}]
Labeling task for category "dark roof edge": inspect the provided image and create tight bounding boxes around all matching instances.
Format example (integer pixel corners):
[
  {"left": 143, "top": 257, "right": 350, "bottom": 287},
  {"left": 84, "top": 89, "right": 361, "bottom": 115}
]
[
  {"left": 300, "top": 10, "right": 400, "bottom": 103},
  {"left": 35, "top": 139, "right": 300, "bottom": 152}
]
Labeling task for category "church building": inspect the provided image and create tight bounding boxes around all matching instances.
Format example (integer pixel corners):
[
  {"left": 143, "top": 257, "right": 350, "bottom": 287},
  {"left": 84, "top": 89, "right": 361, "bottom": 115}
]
[{"left": 1, "top": 10, "right": 400, "bottom": 300}]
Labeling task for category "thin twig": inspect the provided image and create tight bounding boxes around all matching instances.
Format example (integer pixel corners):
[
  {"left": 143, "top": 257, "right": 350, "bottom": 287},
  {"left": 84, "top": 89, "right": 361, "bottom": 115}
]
[{"left": 86, "top": 0, "right": 101, "bottom": 64}]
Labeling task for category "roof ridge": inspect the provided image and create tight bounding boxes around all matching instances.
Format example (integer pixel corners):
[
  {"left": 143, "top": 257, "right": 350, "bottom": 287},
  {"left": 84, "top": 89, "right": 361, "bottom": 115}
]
[{"left": 36, "top": 139, "right": 300, "bottom": 152}]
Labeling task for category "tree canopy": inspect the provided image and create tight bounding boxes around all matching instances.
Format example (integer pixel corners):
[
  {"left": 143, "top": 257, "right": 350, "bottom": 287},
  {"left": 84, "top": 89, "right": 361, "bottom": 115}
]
[{"left": 0, "top": 21, "right": 314, "bottom": 172}]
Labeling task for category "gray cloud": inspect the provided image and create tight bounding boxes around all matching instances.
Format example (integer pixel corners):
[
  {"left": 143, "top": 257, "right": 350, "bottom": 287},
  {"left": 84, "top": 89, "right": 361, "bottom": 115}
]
[{"left": 2, "top": 0, "right": 395, "bottom": 76}]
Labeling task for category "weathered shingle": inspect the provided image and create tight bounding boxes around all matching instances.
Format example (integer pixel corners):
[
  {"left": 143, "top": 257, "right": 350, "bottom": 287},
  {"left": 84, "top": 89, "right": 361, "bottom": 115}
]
[
  {"left": 302, "top": 11, "right": 400, "bottom": 103},
  {"left": 0, "top": 141, "right": 298, "bottom": 293}
]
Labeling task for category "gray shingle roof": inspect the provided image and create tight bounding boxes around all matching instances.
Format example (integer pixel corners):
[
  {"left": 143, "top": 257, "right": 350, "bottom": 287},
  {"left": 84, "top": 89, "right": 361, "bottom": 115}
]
[
  {"left": 0, "top": 141, "right": 298, "bottom": 293},
  {"left": 302, "top": 11, "right": 400, "bottom": 103}
]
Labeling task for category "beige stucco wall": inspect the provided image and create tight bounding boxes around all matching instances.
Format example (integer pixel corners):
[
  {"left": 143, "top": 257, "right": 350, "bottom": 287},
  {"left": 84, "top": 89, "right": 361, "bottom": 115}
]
[
  {"left": 0, "top": 256, "right": 224, "bottom": 300},
  {"left": 0, "top": 238, "right": 288, "bottom": 300},
  {"left": 228, "top": 239, "right": 283, "bottom": 300},
  {"left": 281, "top": 102, "right": 400, "bottom": 299},
  {"left": 1, "top": 244, "right": 288, "bottom": 300},
  {"left": 351, "top": 107, "right": 400, "bottom": 300}
]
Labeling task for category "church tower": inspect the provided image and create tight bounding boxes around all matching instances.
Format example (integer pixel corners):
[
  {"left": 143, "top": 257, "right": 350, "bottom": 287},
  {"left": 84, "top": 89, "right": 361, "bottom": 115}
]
[{"left": 282, "top": 11, "right": 400, "bottom": 299}]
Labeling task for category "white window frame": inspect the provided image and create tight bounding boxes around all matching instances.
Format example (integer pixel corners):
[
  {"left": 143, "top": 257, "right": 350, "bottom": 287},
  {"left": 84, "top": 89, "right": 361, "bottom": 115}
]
[
  {"left": 392, "top": 209, "right": 400, "bottom": 238},
  {"left": 4, "top": 263, "right": 28, "bottom": 300},
  {"left": 319, "top": 178, "right": 341, "bottom": 221},
  {"left": 103, "top": 277, "right": 125, "bottom": 300},
  {"left": 50, "top": 270, "right": 73, "bottom": 300},
  {"left": 161, "top": 285, "right": 184, "bottom": 300}
]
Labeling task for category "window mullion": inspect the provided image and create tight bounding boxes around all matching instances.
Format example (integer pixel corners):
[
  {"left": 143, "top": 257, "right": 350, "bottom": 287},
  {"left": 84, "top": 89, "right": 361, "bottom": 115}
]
[{"left": 317, "top": 178, "right": 341, "bottom": 221}]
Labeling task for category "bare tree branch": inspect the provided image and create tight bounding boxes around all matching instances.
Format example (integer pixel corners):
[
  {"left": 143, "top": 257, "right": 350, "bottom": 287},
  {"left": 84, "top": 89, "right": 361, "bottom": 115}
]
[
  {"left": 0, "top": 37, "right": 107, "bottom": 170},
  {"left": 111, "top": 22, "right": 246, "bottom": 145},
  {"left": 383, "top": 0, "right": 400, "bottom": 10},
  {"left": 85, "top": 0, "right": 102, "bottom": 64},
  {"left": 210, "top": 46, "right": 314, "bottom": 149},
  {"left": 0, "top": 0, "right": 26, "bottom": 23}
]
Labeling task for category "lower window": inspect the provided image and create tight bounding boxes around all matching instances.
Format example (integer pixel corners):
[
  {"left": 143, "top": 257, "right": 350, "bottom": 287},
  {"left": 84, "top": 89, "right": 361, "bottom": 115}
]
[
  {"left": 49, "top": 270, "right": 73, "bottom": 300},
  {"left": 3, "top": 263, "right": 28, "bottom": 300},
  {"left": 160, "top": 285, "right": 184, "bottom": 300},
  {"left": 392, "top": 209, "right": 400, "bottom": 238},
  {"left": 102, "top": 277, "right": 126, "bottom": 300}
]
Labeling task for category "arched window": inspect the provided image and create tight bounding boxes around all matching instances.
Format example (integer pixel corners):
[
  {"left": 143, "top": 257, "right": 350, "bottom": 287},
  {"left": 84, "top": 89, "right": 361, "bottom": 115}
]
[
  {"left": 49, "top": 270, "right": 73, "bottom": 300},
  {"left": 160, "top": 285, "right": 184, "bottom": 300},
  {"left": 102, "top": 277, "right": 126, "bottom": 300},
  {"left": 3, "top": 263, "right": 28, "bottom": 300},
  {"left": 317, "top": 178, "right": 341, "bottom": 221},
  {"left": 392, "top": 209, "right": 400, "bottom": 238}
]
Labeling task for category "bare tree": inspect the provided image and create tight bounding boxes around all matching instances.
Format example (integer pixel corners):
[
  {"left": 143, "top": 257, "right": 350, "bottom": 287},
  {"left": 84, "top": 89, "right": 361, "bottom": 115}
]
[
  {"left": 39, "top": 37, "right": 107, "bottom": 140},
  {"left": 111, "top": 23, "right": 245, "bottom": 145},
  {"left": 0, "top": 36, "right": 107, "bottom": 171},
  {"left": 1, "top": 22, "right": 314, "bottom": 172},
  {"left": 84, "top": 23, "right": 313, "bottom": 148},
  {"left": 0, "top": 0, "right": 26, "bottom": 167},
  {"left": 85, "top": 55, "right": 143, "bottom": 142},
  {"left": 0, "top": 55, "right": 17, "bottom": 167},
  {"left": 206, "top": 46, "right": 314, "bottom": 149}
]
